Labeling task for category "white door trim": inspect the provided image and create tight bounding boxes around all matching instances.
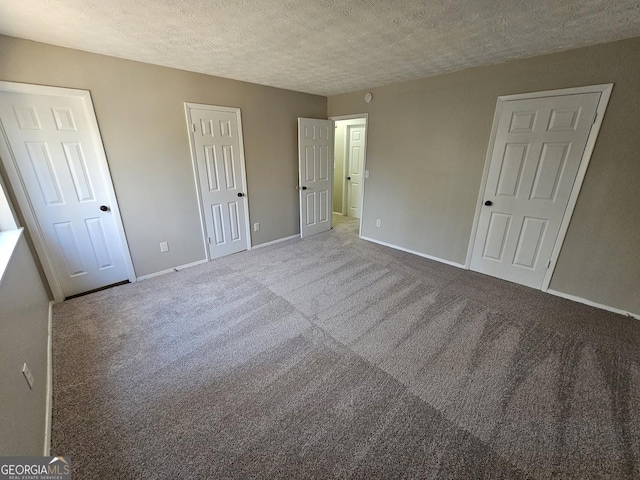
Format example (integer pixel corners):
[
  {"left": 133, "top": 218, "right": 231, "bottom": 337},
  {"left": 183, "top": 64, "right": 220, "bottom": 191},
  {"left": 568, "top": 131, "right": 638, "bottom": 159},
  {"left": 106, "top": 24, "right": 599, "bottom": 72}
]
[
  {"left": 465, "top": 84, "right": 614, "bottom": 292},
  {"left": 184, "top": 102, "right": 252, "bottom": 259},
  {"left": 329, "top": 114, "right": 369, "bottom": 236},
  {"left": 0, "top": 81, "right": 137, "bottom": 302},
  {"left": 342, "top": 126, "right": 349, "bottom": 215}
]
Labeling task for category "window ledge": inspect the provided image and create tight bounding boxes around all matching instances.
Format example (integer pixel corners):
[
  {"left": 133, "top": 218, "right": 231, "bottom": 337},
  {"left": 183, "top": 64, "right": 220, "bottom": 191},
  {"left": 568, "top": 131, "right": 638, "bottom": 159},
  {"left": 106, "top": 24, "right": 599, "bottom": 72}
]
[{"left": 0, "top": 228, "right": 24, "bottom": 284}]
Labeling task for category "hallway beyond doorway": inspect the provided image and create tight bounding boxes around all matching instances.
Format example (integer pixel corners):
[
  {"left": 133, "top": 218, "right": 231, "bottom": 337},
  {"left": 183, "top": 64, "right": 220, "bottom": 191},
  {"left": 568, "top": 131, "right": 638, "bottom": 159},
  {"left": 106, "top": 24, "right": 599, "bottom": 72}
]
[{"left": 332, "top": 212, "right": 359, "bottom": 237}]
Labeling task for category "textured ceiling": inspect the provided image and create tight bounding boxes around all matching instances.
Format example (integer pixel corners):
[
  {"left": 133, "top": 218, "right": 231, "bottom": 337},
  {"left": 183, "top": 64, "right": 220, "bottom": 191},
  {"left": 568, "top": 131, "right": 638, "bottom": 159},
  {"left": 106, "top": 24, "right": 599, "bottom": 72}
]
[{"left": 1, "top": 1, "right": 640, "bottom": 96}]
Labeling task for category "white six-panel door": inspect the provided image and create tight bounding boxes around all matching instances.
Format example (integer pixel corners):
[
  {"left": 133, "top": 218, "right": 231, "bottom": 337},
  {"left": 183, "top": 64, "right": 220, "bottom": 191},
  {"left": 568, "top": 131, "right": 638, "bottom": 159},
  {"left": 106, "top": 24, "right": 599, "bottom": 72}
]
[
  {"left": 298, "top": 118, "right": 333, "bottom": 238},
  {"left": 470, "top": 92, "right": 601, "bottom": 288},
  {"left": 0, "top": 88, "right": 131, "bottom": 298},
  {"left": 187, "top": 104, "right": 250, "bottom": 259},
  {"left": 346, "top": 124, "right": 366, "bottom": 219}
]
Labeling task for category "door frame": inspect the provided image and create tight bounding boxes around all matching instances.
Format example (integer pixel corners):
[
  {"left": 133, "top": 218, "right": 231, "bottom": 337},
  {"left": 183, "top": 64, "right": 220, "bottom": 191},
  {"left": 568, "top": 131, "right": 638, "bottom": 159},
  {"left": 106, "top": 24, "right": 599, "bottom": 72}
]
[
  {"left": 329, "top": 114, "right": 369, "bottom": 236},
  {"left": 0, "top": 81, "right": 137, "bottom": 302},
  {"left": 464, "top": 84, "right": 613, "bottom": 291},
  {"left": 184, "top": 103, "right": 252, "bottom": 260}
]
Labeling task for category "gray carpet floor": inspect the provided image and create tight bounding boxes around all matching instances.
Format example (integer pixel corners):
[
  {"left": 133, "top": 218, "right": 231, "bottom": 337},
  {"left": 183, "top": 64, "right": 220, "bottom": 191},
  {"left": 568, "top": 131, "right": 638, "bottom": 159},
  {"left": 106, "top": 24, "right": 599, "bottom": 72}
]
[{"left": 52, "top": 214, "right": 640, "bottom": 479}]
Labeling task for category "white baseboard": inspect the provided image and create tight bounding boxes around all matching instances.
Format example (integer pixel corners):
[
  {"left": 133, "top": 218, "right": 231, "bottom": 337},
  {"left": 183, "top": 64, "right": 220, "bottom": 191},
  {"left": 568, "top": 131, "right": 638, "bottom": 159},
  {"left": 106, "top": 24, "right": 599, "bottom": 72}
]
[
  {"left": 136, "top": 258, "right": 208, "bottom": 281},
  {"left": 359, "top": 235, "right": 466, "bottom": 269},
  {"left": 546, "top": 289, "right": 640, "bottom": 320},
  {"left": 252, "top": 234, "right": 300, "bottom": 249},
  {"left": 44, "top": 300, "right": 53, "bottom": 456},
  {"left": 358, "top": 236, "right": 638, "bottom": 320}
]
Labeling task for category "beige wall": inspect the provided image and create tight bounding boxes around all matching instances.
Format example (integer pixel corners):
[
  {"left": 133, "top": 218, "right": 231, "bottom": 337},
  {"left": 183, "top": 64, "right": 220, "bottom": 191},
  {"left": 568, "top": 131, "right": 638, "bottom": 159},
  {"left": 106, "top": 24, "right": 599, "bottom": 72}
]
[
  {"left": 329, "top": 37, "right": 640, "bottom": 315},
  {"left": 0, "top": 35, "right": 326, "bottom": 278},
  {"left": 0, "top": 234, "right": 50, "bottom": 455}
]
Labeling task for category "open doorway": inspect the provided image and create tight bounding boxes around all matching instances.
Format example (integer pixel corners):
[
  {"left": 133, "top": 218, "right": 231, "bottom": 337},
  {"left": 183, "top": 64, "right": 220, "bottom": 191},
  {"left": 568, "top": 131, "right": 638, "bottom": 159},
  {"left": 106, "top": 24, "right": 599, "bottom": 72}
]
[{"left": 330, "top": 114, "right": 368, "bottom": 236}]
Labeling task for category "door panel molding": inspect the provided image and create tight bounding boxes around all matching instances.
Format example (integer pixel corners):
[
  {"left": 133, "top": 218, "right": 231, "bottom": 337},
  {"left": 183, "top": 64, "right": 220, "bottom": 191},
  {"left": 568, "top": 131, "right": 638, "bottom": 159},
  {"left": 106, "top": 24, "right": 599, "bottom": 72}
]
[
  {"left": 184, "top": 103, "right": 251, "bottom": 260},
  {"left": 465, "top": 84, "right": 613, "bottom": 291},
  {"left": 0, "top": 81, "right": 136, "bottom": 302},
  {"left": 345, "top": 124, "right": 366, "bottom": 219},
  {"left": 298, "top": 118, "right": 334, "bottom": 238}
]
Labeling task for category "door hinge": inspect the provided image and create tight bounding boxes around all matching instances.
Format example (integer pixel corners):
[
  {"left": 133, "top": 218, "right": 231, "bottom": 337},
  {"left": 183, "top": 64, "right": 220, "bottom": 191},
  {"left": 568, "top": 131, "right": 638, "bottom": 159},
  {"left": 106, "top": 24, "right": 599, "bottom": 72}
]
[
  {"left": 208, "top": 236, "right": 212, "bottom": 244},
  {"left": 192, "top": 123, "right": 197, "bottom": 133},
  {"left": 592, "top": 112, "right": 597, "bottom": 125},
  {"left": 547, "top": 260, "right": 551, "bottom": 268}
]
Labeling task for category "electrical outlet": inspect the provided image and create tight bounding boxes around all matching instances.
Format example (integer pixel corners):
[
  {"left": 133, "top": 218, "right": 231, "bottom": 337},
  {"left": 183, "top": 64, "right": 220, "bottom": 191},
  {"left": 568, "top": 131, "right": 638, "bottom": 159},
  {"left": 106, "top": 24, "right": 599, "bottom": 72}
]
[
  {"left": 254, "top": 223, "right": 260, "bottom": 232},
  {"left": 376, "top": 219, "right": 381, "bottom": 227},
  {"left": 22, "top": 363, "right": 34, "bottom": 389},
  {"left": 364, "top": 170, "right": 370, "bottom": 179},
  {"left": 160, "top": 241, "right": 169, "bottom": 253}
]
